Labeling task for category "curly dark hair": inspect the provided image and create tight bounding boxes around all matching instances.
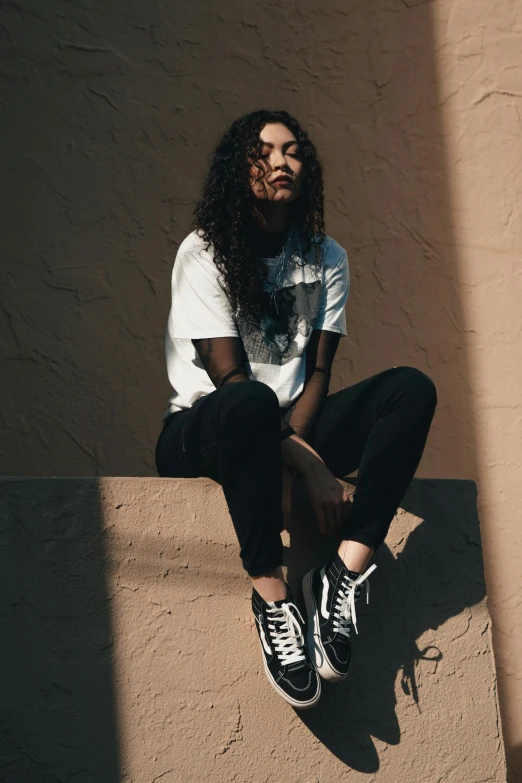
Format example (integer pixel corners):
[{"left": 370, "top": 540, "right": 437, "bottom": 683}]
[{"left": 190, "top": 109, "right": 326, "bottom": 353}]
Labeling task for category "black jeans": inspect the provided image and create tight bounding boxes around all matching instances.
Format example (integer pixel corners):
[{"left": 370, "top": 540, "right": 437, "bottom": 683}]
[{"left": 155, "top": 366, "right": 437, "bottom": 577}]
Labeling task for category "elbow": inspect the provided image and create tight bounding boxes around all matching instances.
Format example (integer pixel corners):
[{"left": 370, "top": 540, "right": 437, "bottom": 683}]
[{"left": 217, "top": 367, "right": 251, "bottom": 388}]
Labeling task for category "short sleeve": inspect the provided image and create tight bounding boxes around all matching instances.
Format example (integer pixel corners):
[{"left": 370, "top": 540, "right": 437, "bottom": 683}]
[
  {"left": 169, "top": 250, "right": 239, "bottom": 338},
  {"left": 313, "top": 250, "right": 349, "bottom": 335}
]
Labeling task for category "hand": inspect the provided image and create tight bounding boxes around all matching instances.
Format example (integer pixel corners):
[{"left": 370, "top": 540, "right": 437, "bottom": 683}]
[
  {"left": 281, "top": 463, "right": 298, "bottom": 529},
  {"left": 302, "top": 465, "right": 352, "bottom": 536}
]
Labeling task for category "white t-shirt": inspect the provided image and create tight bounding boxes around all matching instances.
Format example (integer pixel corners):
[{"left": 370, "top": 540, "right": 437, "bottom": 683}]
[{"left": 162, "top": 228, "right": 350, "bottom": 420}]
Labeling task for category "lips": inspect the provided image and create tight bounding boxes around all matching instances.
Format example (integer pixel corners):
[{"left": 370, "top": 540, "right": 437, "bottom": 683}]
[{"left": 272, "top": 177, "right": 293, "bottom": 184}]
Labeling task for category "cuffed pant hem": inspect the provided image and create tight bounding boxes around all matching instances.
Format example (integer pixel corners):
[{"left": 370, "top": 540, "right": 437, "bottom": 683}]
[
  {"left": 337, "top": 530, "right": 384, "bottom": 552},
  {"left": 245, "top": 560, "right": 284, "bottom": 578}
]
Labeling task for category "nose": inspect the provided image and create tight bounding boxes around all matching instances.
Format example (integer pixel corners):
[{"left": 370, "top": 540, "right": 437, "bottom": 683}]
[{"left": 271, "top": 151, "right": 288, "bottom": 170}]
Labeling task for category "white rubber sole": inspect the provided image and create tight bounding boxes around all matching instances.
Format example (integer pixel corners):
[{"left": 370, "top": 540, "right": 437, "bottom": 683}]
[
  {"left": 258, "top": 639, "right": 321, "bottom": 709},
  {"left": 302, "top": 569, "right": 349, "bottom": 683}
]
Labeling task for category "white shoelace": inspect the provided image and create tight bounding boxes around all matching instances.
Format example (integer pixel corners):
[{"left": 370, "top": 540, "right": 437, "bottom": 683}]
[
  {"left": 332, "top": 564, "right": 378, "bottom": 638},
  {"left": 266, "top": 602, "right": 307, "bottom": 666}
]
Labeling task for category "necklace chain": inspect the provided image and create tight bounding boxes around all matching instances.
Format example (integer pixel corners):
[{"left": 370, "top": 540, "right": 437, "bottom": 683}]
[{"left": 266, "top": 227, "right": 294, "bottom": 314}]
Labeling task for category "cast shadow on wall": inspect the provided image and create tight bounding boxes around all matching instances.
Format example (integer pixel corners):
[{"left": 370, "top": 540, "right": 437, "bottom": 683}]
[
  {"left": 0, "top": 478, "right": 119, "bottom": 783},
  {"left": 284, "top": 477, "right": 486, "bottom": 773}
]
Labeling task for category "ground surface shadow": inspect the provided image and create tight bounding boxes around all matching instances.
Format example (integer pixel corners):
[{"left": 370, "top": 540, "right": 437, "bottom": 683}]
[
  {"left": 283, "top": 476, "right": 487, "bottom": 773},
  {"left": 0, "top": 478, "right": 120, "bottom": 783}
]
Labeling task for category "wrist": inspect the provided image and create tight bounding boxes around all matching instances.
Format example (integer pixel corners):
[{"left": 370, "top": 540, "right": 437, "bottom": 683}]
[
  {"left": 300, "top": 457, "right": 329, "bottom": 481},
  {"left": 282, "top": 435, "right": 327, "bottom": 478}
]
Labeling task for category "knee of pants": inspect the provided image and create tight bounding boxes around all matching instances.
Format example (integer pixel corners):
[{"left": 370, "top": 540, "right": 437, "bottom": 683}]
[
  {"left": 218, "top": 379, "right": 281, "bottom": 428},
  {"left": 392, "top": 365, "right": 438, "bottom": 410}
]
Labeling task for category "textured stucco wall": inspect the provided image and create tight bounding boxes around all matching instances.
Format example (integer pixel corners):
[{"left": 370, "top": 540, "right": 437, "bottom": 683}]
[
  {"left": 429, "top": 8, "right": 522, "bottom": 778},
  {"left": 0, "top": 477, "right": 506, "bottom": 781},
  {"left": 1, "top": 0, "right": 521, "bottom": 777}
]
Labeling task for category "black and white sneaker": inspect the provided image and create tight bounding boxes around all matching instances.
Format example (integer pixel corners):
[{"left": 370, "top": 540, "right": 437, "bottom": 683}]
[
  {"left": 302, "top": 552, "right": 377, "bottom": 682},
  {"left": 252, "top": 584, "right": 321, "bottom": 709}
]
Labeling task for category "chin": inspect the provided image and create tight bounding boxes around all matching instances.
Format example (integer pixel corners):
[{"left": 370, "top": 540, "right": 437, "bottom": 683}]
[{"left": 273, "top": 193, "right": 296, "bottom": 202}]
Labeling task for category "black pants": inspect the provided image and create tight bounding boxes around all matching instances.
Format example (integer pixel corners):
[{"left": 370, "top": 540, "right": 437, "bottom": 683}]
[{"left": 155, "top": 366, "right": 437, "bottom": 577}]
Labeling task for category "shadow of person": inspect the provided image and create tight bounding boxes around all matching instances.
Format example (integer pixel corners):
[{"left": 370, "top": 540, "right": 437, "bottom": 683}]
[{"left": 283, "top": 476, "right": 487, "bottom": 773}]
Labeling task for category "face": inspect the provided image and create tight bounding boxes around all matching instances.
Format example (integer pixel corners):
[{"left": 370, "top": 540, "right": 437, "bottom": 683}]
[
  {"left": 249, "top": 123, "right": 304, "bottom": 204},
  {"left": 297, "top": 318, "right": 308, "bottom": 336}
]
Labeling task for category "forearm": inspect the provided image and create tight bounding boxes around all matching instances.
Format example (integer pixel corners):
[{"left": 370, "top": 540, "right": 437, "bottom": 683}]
[
  {"left": 281, "top": 431, "right": 327, "bottom": 478},
  {"left": 280, "top": 331, "right": 340, "bottom": 445}
]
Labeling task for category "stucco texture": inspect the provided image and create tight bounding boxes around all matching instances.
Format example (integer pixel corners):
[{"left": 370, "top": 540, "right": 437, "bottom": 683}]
[
  {"left": 1, "top": 0, "right": 521, "bottom": 778},
  {"left": 0, "top": 476, "right": 506, "bottom": 781}
]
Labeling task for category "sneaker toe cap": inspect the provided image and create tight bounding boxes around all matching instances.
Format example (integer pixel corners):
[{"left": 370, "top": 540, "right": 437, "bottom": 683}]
[{"left": 282, "top": 665, "right": 319, "bottom": 696}]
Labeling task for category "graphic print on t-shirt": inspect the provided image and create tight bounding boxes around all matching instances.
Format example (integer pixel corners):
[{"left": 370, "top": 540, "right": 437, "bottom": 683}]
[{"left": 236, "top": 279, "right": 322, "bottom": 366}]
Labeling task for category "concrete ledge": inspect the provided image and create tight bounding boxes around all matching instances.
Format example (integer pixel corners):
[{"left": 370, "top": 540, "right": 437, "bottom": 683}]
[{"left": 0, "top": 477, "right": 506, "bottom": 782}]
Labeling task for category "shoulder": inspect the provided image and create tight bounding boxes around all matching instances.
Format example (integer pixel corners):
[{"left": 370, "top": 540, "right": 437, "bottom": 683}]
[
  {"left": 316, "top": 235, "right": 349, "bottom": 290},
  {"left": 320, "top": 235, "right": 347, "bottom": 268},
  {"left": 300, "top": 234, "right": 348, "bottom": 279},
  {"left": 299, "top": 231, "right": 347, "bottom": 268},
  {"left": 174, "top": 230, "right": 218, "bottom": 274},
  {"left": 172, "top": 230, "right": 228, "bottom": 291},
  {"left": 177, "top": 229, "right": 215, "bottom": 259}
]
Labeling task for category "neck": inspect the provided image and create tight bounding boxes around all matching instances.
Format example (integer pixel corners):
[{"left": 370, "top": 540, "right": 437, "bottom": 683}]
[{"left": 252, "top": 201, "right": 291, "bottom": 235}]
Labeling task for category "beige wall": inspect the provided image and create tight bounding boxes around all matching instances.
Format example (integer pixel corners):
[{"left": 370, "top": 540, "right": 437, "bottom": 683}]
[{"left": 1, "top": 0, "right": 520, "bottom": 777}]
